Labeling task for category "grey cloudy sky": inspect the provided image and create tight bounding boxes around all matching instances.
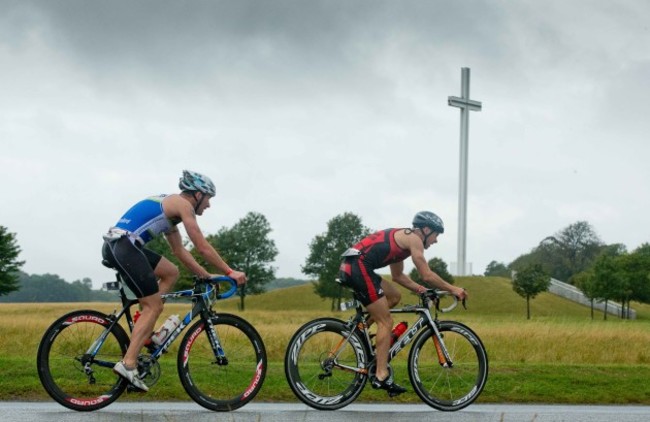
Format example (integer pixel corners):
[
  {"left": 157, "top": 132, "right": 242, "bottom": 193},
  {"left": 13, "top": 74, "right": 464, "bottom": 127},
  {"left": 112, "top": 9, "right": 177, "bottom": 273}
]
[{"left": 2, "top": 1, "right": 649, "bottom": 287}]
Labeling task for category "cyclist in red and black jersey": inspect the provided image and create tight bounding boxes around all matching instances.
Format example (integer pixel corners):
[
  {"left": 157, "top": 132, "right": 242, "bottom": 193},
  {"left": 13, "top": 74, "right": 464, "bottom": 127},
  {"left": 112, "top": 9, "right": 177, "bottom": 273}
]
[{"left": 339, "top": 211, "right": 467, "bottom": 396}]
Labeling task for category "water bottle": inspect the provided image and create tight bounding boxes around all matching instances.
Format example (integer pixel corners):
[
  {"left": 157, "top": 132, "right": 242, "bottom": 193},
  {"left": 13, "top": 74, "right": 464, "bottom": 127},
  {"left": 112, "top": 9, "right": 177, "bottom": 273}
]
[
  {"left": 390, "top": 321, "right": 408, "bottom": 345},
  {"left": 340, "top": 300, "right": 358, "bottom": 311},
  {"left": 150, "top": 315, "right": 181, "bottom": 346}
]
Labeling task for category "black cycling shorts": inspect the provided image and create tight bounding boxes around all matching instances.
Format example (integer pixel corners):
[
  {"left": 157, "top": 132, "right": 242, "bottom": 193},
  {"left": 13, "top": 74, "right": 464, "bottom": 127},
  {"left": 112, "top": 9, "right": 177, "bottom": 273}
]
[
  {"left": 102, "top": 236, "right": 162, "bottom": 298},
  {"left": 338, "top": 257, "right": 385, "bottom": 306}
]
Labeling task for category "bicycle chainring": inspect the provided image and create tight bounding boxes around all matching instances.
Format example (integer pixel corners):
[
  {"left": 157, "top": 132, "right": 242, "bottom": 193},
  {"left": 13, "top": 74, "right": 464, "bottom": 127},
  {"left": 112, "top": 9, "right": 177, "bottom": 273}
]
[
  {"left": 367, "top": 362, "right": 393, "bottom": 381},
  {"left": 137, "top": 354, "right": 161, "bottom": 388}
]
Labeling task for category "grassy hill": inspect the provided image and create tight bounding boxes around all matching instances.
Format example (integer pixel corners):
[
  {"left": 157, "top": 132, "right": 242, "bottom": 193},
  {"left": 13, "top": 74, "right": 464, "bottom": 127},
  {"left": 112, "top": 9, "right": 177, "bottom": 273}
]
[
  {"left": 222, "top": 275, "right": 650, "bottom": 320},
  {"left": 263, "top": 277, "right": 311, "bottom": 292}
]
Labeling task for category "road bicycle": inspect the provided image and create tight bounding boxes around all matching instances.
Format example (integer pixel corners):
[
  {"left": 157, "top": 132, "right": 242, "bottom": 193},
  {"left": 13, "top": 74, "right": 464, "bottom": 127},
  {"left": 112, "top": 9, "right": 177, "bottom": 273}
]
[
  {"left": 284, "top": 287, "right": 488, "bottom": 411},
  {"left": 36, "top": 262, "right": 267, "bottom": 412}
]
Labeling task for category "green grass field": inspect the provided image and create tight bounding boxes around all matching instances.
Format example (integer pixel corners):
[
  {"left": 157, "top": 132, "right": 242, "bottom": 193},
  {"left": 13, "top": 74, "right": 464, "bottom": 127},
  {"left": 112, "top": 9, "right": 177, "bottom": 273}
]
[{"left": 2, "top": 276, "right": 650, "bottom": 404}]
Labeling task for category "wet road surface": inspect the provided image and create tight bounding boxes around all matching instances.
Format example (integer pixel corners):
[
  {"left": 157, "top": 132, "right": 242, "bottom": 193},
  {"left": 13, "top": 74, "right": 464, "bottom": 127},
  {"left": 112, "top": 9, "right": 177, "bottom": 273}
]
[{"left": 3, "top": 401, "right": 650, "bottom": 421}]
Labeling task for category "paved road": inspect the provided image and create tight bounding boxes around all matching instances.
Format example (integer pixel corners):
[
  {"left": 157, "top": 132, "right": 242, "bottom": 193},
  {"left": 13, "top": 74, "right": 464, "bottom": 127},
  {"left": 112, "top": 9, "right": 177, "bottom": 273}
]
[{"left": 3, "top": 402, "right": 650, "bottom": 422}]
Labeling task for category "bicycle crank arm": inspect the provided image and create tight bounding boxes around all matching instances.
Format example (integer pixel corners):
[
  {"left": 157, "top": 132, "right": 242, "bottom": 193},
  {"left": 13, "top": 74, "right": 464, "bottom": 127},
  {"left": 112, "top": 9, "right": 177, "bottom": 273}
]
[{"left": 333, "top": 363, "right": 368, "bottom": 375}]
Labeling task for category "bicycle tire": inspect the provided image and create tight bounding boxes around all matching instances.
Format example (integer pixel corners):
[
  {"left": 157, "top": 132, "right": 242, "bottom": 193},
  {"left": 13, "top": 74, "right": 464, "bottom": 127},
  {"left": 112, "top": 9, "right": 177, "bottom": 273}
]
[
  {"left": 177, "top": 313, "right": 267, "bottom": 411},
  {"left": 408, "top": 320, "right": 488, "bottom": 411},
  {"left": 284, "top": 318, "right": 369, "bottom": 410},
  {"left": 36, "top": 310, "right": 130, "bottom": 411}
]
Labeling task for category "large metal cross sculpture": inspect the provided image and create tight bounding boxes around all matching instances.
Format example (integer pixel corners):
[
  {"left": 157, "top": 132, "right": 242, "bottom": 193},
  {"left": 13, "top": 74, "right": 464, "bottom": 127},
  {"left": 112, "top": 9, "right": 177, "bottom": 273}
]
[{"left": 448, "top": 67, "right": 482, "bottom": 276}]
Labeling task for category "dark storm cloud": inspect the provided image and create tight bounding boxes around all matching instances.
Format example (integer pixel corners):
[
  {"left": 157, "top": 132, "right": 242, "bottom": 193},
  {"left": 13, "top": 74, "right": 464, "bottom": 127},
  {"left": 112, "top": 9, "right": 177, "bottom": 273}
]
[{"left": 4, "top": 0, "right": 508, "bottom": 92}]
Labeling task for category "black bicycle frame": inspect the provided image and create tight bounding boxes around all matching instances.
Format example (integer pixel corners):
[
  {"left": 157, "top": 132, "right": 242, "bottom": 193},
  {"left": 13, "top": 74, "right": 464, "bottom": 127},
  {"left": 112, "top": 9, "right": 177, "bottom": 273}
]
[
  {"left": 87, "top": 273, "right": 230, "bottom": 368},
  {"left": 339, "top": 303, "right": 454, "bottom": 371}
]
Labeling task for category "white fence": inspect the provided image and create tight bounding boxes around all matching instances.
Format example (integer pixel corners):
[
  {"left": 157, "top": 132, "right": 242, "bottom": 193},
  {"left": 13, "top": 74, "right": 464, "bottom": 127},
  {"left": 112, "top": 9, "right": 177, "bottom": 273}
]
[{"left": 548, "top": 277, "right": 636, "bottom": 319}]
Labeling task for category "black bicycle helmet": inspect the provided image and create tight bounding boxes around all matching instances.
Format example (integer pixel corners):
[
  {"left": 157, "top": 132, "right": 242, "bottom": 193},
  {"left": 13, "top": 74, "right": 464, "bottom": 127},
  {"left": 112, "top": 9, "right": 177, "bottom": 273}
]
[{"left": 412, "top": 211, "right": 444, "bottom": 234}]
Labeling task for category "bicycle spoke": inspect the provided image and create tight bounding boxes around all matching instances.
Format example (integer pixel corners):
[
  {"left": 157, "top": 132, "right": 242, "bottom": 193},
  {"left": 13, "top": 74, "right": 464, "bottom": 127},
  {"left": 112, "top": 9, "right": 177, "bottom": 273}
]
[
  {"left": 408, "top": 322, "right": 488, "bottom": 411},
  {"left": 284, "top": 319, "right": 368, "bottom": 410},
  {"left": 178, "top": 314, "right": 266, "bottom": 411},
  {"left": 37, "top": 311, "right": 128, "bottom": 411}
]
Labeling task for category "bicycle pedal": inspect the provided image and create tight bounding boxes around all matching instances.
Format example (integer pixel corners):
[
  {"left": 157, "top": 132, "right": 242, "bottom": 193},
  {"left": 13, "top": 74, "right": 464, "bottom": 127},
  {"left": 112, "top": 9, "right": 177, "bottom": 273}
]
[
  {"left": 386, "top": 386, "right": 407, "bottom": 397},
  {"left": 126, "top": 384, "right": 148, "bottom": 393}
]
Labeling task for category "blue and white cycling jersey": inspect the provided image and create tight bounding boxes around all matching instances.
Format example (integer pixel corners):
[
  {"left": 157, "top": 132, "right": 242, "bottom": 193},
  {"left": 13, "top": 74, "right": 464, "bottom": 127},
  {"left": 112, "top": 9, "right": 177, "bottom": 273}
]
[{"left": 110, "top": 195, "right": 179, "bottom": 245}]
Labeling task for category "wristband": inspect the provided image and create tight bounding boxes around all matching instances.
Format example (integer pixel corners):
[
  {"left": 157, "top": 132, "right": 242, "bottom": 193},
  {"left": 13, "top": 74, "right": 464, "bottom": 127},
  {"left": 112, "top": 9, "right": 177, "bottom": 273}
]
[{"left": 225, "top": 268, "right": 233, "bottom": 276}]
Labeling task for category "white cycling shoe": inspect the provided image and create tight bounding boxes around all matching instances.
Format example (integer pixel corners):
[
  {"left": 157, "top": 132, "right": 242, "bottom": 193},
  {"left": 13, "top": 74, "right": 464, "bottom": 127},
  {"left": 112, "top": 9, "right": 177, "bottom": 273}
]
[{"left": 113, "top": 361, "right": 149, "bottom": 392}]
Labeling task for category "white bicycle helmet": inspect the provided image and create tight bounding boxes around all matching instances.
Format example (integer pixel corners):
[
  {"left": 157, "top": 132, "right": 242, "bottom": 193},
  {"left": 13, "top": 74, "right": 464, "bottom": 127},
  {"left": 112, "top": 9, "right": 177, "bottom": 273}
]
[{"left": 178, "top": 170, "right": 216, "bottom": 197}]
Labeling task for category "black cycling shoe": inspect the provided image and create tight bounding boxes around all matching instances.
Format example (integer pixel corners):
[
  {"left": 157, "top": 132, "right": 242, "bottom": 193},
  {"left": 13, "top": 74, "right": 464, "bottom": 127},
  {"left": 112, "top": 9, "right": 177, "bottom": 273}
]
[{"left": 371, "top": 375, "right": 407, "bottom": 397}]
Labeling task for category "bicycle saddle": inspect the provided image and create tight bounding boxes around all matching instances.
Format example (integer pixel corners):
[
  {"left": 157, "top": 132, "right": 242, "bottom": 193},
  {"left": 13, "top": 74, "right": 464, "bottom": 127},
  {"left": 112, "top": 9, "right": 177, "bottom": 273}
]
[{"left": 101, "top": 259, "right": 116, "bottom": 269}]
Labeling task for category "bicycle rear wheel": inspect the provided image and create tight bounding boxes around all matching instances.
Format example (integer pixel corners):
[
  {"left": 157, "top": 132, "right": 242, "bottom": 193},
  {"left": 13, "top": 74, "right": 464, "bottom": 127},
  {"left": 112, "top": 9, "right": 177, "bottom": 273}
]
[
  {"left": 284, "top": 318, "right": 369, "bottom": 410},
  {"left": 177, "top": 313, "right": 266, "bottom": 411},
  {"left": 408, "top": 320, "right": 488, "bottom": 411},
  {"left": 36, "top": 310, "right": 129, "bottom": 411}
]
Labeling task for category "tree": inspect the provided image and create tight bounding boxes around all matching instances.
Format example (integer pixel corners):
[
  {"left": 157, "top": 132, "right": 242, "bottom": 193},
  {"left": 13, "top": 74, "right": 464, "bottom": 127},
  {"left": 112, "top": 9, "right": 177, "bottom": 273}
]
[
  {"left": 510, "top": 221, "right": 604, "bottom": 283},
  {"left": 573, "top": 270, "right": 599, "bottom": 319},
  {"left": 553, "top": 221, "right": 604, "bottom": 279},
  {"left": 0, "top": 272, "right": 116, "bottom": 302},
  {"left": 615, "top": 247, "right": 650, "bottom": 318},
  {"left": 634, "top": 243, "right": 650, "bottom": 257},
  {"left": 510, "top": 237, "right": 564, "bottom": 279},
  {"left": 582, "top": 244, "right": 650, "bottom": 320},
  {"left": 572, "top": 243, "right": 628, "bottom": 319},
  {"left": 0, "top": 226, "right": 25, "bottom": 296},
  {"left": 484, "top": 261, "right": 510, "bottom": 278},
  {"left": 628, "top": 243, "right": 650, "bottom": 303},
  {"left": 512, "top": 264, "right": 551, "bottom": 319},
  {"left": 410, "top": 257, "right": 454, "bottom": 285},
  {"left": 302, "top": 212, "right": 371, "bottom": 311},
  {"left": 203, "top": 212, "right": 278, "bottom": 311},
  {"left": 591, "top": 254, "right": 625, "bottom": 320}
]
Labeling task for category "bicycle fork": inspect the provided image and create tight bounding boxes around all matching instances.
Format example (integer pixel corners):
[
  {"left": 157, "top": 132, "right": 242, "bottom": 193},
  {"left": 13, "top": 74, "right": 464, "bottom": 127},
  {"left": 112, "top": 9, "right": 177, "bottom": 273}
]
[
  {"left": 426, "top": 317, "right": 454, "bottom": 368},
  {"left": 203, "top": 315, "right": 228, "bottom": 366}
]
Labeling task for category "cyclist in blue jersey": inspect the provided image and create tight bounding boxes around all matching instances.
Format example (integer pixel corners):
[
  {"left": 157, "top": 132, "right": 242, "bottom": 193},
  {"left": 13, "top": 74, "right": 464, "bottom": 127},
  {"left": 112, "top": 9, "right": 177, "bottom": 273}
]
[
  {"left": 102, "top": 170, "right": 246, "bottom": 391},
  {"left": 338, "top": 211, "right": 467, "bottom": 396}
]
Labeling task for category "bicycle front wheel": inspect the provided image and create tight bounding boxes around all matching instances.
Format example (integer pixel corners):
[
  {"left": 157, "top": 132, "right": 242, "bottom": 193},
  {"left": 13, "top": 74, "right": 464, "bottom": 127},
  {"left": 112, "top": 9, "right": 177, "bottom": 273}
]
[
  {"left": 284, "top": 318, "right": 369, "bottom": 410},
  {"left": 177, "top": 313, "right": 267, "bottom": 411},
  {"left": 408, "top": 320, "right": 488, "bottom": 411},
  {"left": 36, "top": 310, "right": 129, "bottom": 411}
]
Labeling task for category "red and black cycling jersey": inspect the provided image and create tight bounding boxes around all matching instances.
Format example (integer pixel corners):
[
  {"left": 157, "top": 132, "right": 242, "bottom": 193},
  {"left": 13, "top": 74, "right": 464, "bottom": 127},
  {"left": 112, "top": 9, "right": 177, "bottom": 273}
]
[{"left": 352, "top": 228, "right": 411, "bottom": 269}]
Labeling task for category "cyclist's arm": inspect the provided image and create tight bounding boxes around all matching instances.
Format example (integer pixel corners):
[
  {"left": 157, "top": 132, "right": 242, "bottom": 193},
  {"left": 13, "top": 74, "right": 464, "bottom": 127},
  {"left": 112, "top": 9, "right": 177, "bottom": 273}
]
[
  {"left": 406, "top": 237, "right": 467, "bottom": 300},
  {"left": 164, "top": 228, "right": 211, "bottom": 278},
  {"left": 165, "top": 196, "right": 246, "bottom": 285},
  {"left": 389, "top": 261, "right": 427, "bottom": 294}
]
